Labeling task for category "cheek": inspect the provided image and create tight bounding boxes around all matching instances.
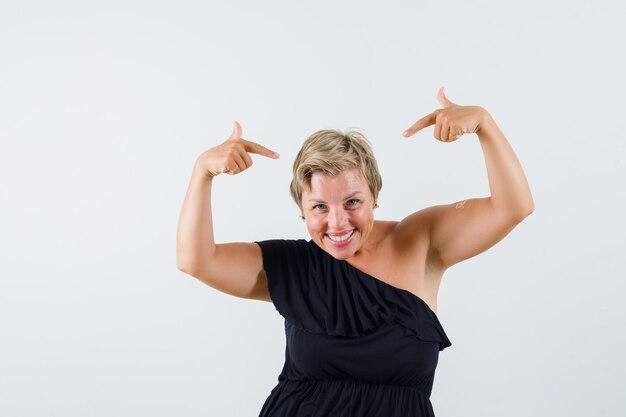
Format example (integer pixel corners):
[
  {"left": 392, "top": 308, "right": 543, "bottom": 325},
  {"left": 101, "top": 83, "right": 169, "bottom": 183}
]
[
  {"left": 354, "top": 210, "right": 372, "bottom": 223},
  {"left": 356, "top": 213, "right": 374, "bottom": 232},
  {"left": 307, "top": 217, "right": 324, "bottom": 232}
]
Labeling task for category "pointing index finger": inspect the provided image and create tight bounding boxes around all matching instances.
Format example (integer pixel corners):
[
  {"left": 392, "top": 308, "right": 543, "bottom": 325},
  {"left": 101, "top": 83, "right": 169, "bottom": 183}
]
[
  {"left": 241, "top": 138, "right": 280, "bottom": 159},
  {"left": 402, "top": 110, "right": 437, "bottom": 138}
]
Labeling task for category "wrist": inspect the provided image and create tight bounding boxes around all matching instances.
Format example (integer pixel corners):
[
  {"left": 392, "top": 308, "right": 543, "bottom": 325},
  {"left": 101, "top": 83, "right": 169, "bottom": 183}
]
[
  {"left": 476, "top": 108, "right": 498, "bottom": 138},
  {"left": 193, "top": 159, "right": 215, "bottom": 181}
]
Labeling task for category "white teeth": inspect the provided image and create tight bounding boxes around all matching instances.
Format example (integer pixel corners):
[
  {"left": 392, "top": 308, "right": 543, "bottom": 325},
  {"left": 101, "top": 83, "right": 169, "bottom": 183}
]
[{"left": 327, "top": 230, "right": 354, "bottom": 242}]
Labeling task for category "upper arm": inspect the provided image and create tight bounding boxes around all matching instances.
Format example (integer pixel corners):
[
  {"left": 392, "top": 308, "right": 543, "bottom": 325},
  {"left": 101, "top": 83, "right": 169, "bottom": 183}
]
[
  {"left": 398, "top": 197, "right": 528, "bottom": 270},
  {"left": 178, "top": 242, "right": 271, "bottom": 302}
]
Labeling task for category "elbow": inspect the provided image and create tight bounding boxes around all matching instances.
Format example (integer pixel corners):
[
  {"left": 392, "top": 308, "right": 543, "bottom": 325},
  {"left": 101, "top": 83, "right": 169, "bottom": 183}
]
[
  {"left": 176, "top": 260, "right": 190, "bottom": 274},
  {"left": 512, "top": 203, "right": 535, "bottom": 223},
  {"left": 176, "top": 245, "right": 219, "bottom": 275},
  {"left": 522, "top": 196, "right": 536, "bottom": 218},
  {"left": 492, "top": 195, "right": 535, "bottom": 223},
  {"left": 176, "top": 245, "right": 201, "bottom": 274},
  {"left": 511, "top": 192, "right": 535, "bottom": 222},
  {"left": 176, "top": 254, "right": 195, "bottom": 274}
]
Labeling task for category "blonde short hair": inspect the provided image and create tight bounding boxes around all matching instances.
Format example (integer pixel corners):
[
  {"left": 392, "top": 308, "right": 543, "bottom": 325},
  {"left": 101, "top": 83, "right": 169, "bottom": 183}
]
[{"left": 290, "top": 129, "right": 382, "bottom": 209}]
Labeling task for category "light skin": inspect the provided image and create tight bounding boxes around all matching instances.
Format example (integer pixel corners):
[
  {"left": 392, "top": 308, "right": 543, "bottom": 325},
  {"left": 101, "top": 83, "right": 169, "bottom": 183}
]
[
  {"left": 300, "top": 168, "right": 377, "bottom": 261},
  {"left": 176, "top": 87, "right": 534, "bottom": 312}
]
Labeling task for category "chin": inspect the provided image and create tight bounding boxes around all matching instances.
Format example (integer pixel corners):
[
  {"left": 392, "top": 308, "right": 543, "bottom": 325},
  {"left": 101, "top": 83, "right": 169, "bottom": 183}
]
[{"left": 331, "top": 251, "right": 355, "bottom": 261}]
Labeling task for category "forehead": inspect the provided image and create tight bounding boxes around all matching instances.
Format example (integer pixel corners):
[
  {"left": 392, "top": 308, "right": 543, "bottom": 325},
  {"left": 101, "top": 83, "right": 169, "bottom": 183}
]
[{"left": 305, "top": 168, "right": 368, "bottom": 196}]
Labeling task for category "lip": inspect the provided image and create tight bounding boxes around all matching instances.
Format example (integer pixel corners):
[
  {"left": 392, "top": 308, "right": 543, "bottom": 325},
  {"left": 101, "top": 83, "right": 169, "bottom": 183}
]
[
  {"left": 326, "top": 229, "right": 355, "bottom": 237},
  {"left": 325, "top": 229, "right": 356, "bottom": 247}
]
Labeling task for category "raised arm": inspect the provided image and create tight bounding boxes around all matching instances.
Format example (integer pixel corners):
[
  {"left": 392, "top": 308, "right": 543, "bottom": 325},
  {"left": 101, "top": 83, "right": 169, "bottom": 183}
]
[
  {"left": 398, "top": 88, "right": 534, "bottom": 270},
  {"left": 176, "top": 121, "right": 280, "bottom": 301}
]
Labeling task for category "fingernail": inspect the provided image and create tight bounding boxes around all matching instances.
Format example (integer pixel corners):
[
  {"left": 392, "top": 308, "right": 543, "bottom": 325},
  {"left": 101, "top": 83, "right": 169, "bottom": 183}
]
[{"left": 402, "top": 131, "right": 409, "bottom": 137}]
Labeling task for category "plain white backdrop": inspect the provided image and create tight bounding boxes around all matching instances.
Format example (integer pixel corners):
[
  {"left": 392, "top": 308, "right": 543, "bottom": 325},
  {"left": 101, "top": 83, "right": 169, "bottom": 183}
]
[{"left": 1, "top": 0, "right": 625, "bottom": 416}]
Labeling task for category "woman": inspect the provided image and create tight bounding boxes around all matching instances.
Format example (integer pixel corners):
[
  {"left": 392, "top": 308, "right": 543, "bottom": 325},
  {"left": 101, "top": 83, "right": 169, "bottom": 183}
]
[{"left": 176, "top": 87, "right": 534, "bottom": 417}]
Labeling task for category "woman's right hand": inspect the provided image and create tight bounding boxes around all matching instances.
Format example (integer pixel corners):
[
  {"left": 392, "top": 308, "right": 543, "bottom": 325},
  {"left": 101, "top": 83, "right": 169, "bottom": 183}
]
[{"left": 195, "top": 121, "right": 280, "bottom": 178}]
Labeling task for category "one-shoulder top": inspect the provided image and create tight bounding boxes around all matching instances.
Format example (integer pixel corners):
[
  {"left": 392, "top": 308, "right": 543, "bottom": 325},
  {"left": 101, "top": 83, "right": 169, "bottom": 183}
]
[{"left": 254, "top": 238, "right": 452, "bottom": 417}]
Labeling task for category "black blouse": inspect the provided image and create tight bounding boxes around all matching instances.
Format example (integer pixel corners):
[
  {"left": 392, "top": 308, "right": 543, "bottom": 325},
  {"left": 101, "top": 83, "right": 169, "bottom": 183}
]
[{"left": 254, "top": 239, "right": 452, "bottom": 417}]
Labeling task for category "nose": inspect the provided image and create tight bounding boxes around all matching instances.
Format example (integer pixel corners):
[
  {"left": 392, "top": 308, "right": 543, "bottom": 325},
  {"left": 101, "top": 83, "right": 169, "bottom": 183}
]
[{"left": 328, "top": 206, "right": 350, "bottom": 229}]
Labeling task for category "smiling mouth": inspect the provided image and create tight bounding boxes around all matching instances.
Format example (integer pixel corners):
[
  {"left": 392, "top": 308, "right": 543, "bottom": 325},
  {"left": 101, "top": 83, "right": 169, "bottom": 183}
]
[{"left": 326, "top": 229, "right": 355, "bottom": 242}]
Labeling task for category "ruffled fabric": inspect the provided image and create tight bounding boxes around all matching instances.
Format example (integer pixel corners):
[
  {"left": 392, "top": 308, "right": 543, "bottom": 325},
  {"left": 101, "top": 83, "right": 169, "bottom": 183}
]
[{"left": 254, "top": 239, "right": 451, "bottom": 351}]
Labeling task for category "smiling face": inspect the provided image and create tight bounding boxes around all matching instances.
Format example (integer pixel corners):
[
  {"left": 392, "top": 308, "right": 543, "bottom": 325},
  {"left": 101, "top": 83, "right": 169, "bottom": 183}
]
[{"left": 301, "top": 167, "right": 377, "bottom": 260}]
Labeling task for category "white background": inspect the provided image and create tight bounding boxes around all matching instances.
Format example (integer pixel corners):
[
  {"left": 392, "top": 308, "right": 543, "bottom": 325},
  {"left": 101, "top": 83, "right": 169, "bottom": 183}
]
[{"left": 1, "top": 0, "right": 625, "bottom": 416}]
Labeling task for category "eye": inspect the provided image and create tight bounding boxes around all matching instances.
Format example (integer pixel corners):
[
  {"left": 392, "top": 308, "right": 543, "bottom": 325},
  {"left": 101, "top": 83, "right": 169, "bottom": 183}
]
[
  {"left": 313, "top": 203, "right": 326, "bottom": 210},
  {"left": 346, "top": 199, "right": 360, "bottom": 206}
]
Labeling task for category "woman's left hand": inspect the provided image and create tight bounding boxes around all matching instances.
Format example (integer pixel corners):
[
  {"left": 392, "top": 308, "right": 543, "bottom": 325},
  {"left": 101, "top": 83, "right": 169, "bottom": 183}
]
[{"left": 402, "top": 87, "right": 490, "bottom": 142}]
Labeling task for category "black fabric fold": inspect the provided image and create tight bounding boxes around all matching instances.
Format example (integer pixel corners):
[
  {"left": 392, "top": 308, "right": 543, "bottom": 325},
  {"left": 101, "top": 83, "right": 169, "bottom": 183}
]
[
  {"left": 254, "top": 239, "right": 451, "bottom": 351},
  {"left": 254, "top": 238, "right": 452, "bottom": 417}
]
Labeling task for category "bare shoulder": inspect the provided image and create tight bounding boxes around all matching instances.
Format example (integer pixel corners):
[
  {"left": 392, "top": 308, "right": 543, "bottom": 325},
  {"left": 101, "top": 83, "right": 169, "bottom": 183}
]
[{"left": 364, "top": 219, "right": 444, "bottom": 313}]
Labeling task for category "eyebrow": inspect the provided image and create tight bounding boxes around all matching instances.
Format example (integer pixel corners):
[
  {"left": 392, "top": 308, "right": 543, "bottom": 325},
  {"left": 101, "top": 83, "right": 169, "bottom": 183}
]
[{"left": 307, "top": 191, "right": 363, "bottom": 203}]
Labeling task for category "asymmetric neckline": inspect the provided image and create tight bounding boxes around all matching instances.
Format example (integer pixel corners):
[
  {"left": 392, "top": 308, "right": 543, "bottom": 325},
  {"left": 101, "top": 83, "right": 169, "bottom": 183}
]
[
  {"left": 308, "top": 239, "right": 439, "bottom": 317},
  {"left": 255, "top": 237, "right": 451, "bottom": 416}
]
